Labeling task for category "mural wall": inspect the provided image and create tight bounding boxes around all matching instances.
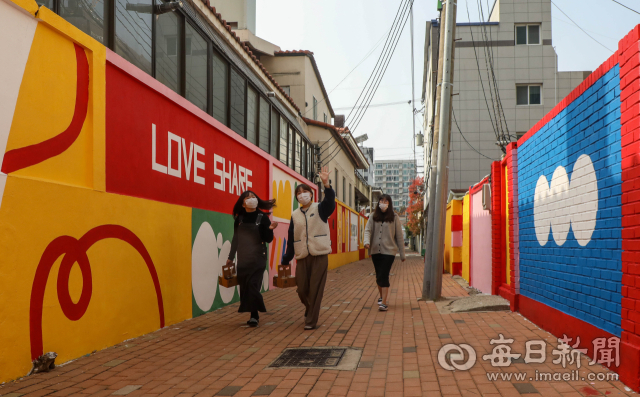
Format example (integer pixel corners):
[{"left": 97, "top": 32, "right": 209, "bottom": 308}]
[
  {"left": 0, "top": 0, "right": 366, "bottom": 382},
  {"left": 432, "top": 25, "right": 640, "bottom": 389}
]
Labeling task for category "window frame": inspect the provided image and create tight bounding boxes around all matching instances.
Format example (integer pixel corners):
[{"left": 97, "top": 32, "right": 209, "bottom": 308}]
[
  {"left": 516, "top": 84, "right": 543, "bottom": 106},
  {"left": 515, "top": 24, "right": 541, "bottom": 45},
  {"left": 313, "top": 96, "right": 318, "bottom": 120}
]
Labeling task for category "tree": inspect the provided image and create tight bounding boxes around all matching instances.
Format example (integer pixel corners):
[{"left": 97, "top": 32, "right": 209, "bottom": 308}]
[{"left": 406, "top": 176, "right": 424, "bottom": 236}]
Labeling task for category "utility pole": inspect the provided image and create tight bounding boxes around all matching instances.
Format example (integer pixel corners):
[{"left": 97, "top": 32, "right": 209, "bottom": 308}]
[{"left": 422, "top": 0, "right": 456, "bottom": 301}]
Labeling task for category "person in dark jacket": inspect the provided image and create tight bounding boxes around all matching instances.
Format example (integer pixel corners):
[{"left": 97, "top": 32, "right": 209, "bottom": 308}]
[
  {"left": 281, "top": 166, "right": 335, "bottom": 330},
  {"left": 227, "top": 191, "right": 278, "bottom": 327}
]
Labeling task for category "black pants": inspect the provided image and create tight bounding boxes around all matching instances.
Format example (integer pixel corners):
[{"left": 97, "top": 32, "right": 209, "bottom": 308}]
[{"left": 372, "top": 254, "right": 395, "bottom": 288}]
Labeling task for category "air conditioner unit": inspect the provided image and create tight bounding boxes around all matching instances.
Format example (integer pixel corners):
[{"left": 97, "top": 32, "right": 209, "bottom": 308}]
[{"left": 482, "top": 183, "right": 491, "bottom": 211}]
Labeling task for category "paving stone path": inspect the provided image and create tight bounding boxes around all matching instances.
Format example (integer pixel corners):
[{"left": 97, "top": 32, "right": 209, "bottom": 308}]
[{"left": 0, "top": 255, "right": 633, "bottom": 396}]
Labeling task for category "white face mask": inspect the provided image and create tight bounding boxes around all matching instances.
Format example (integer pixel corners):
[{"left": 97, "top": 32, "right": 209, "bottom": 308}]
[
  {"left": 244, "top": 197, "right": 258, "bottom": 209},
  {"left": 378, "top": 203, "right": 389, "bottom": 212},
  {"left": 297, "top": 192, "right": 312, "bottom": 205}
]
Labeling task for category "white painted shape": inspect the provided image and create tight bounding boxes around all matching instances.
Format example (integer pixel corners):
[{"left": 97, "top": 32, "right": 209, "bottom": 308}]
[
  {"left": 0, "top": 0, "right": 37, "bottom": 202},
  {"left": 192, "top": 222, "right": 218, "bottom": 311},
  {"left": 216, "top": 232, "right": 235, "bottom": 303},
  {"left": 570, "top": 154, "right": 598, "bottom": 246},
  {"left": 549, "top": 166, "right": 570, "bottom": 245},
  {"left": 533, "top": 175, "right": 550, "bottom": 246},
  {"left": 262, "top": 264, "right": 269, "bottom": 291}
]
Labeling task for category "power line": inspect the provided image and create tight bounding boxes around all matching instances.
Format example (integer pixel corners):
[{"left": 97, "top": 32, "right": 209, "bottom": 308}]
[
  {"left": 349, "top": 0, "right": 414, "bottom": 134},
  {"left": 452, "top": 108, "right": 498, "bottom": 161},
  {"left": 334, "top": 100, "right": 411, "bottom": 111},
  {"left": 464, "top": 0, "right": 500, "bottom": 144},
  {"left": 609, "top": 0, "right": 640, "bottom": 15},
  {"left": 345, "top": 0, "right": 411, "bottom": 124},
  {"left": 551, "top": 1, "right": 615, "bottom": 52},
  {"left": 302, "top": 30, "right": 390, "bottom": 117},
  {"left": 322, "top": 0, "right": 413, "bottom": 164}
]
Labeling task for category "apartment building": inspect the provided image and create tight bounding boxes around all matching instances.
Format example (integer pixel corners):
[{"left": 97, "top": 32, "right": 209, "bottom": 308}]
[
  {"left": 373, "top": 159, "right": 417, "bottom": 210},
  {"left": 422, "top": 0, "right": 590, "bottom": 190}
]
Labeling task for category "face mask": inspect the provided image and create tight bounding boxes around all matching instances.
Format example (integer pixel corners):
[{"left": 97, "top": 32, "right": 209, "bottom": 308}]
[
  {"left": 244, "top": 197, "right": 258, "bottom": 209},
  {"left": 379, "top": 203, "right": 388, "bottom": 212},
  {"left": 297, "top": 192, "right": 312, "bottom": 205}
]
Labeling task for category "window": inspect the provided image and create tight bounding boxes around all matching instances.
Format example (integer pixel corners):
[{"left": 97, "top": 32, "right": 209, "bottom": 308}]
[
  {"left": 115, "top": 0, "right": 152, "bottom": 75},
  {"left": 515, "top": 24, "right": 540, "bottom": 45},
  {"left": 211, "top": 49, "right": 228, "bottom": 125},
  {"left": 155, "top": 11, "right": 181, "bottom": 94},
  {"left": 313, "top": 96, "right": 318, "bottom": 120},
  {"left": 307, "top": 145, "right": 315, "bottom": 182},
  {"left": 517, "top": 131, "right": 526, "bottom": 139},
  {"left": 259, "top": 97, "right": 270, "bottom": 152},
  {"left": 282, "top": 86, "right": 290, "bottom": 96},
  {"left": 324, "top": 113, "right": 327, "bottom": 123},
  {"left": 60, "top": 0, "right": 108, "bottom": 45},
  {"left": 335, "top": 170, "right": 338, "bottom": 193},
  {"left": 349, "top": 184, "right": 352, "bottom": 207},
  {"left": 516, "top": 85, "right": 542, "bottom": 105},
  {"left": 246, "top": 86, "right": 258, "bottom": 144},
  {"left": 294, "top": 133, "right": 301, "bottom": 174},
  {"left": 287, "top": 127, "right": 293, "bottom": 166},
  {"left": 302, "top": 141, "right": 307, "bottom": 177},
  {"left": 185, "top": 23, "right": 208, "bottom": 112},
  {"left": 342, "top": 177, "right": 346, "bottom": 203},
  {"left": 270, "top": 109, "right": 279, "bottom": 158},
  {"left": 230, "top": 68, "right": 246, "bottom": 135},
  {"left": 279, "top": 118, "right": 288, "bottom": 164},
  {"left": 376, "top": 164, "right": 382, "bottom": 169}
]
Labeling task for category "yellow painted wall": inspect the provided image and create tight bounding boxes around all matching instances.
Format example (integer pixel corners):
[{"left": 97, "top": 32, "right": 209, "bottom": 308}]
[
  {"left": 328, "top": 251, "right": 361, "bottom": 270},
  {"left": 462, "top": 194, "right": 470, "bottom": 282},
  {"left": 444, "top": 202, "right": 452, "bottom": 274},
  {"left": 0, "top": 177, "right": 191, "bottom": 381}
]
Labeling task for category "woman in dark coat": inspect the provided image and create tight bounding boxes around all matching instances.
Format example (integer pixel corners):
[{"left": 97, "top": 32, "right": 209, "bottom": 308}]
[{"left": 227, "top": 191, "right": 277, "bottom": 327}]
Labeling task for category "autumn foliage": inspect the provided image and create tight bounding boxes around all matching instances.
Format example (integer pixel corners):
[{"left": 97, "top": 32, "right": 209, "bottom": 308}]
[{"left": 406, "top": 176, "right": 424, "bottom": 236}]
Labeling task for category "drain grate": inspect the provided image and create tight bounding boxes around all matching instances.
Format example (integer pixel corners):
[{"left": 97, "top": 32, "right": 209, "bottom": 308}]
[{"left": 269, "top": 348, "right": 346, "bottom": 368}]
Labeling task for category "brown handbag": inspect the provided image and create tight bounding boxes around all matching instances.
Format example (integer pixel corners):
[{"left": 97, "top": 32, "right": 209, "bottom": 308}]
[
  {"left": 218, "top": 261, "right": 238, "bottom": 288},
  {"left": 273, "top": 263, "right": 296, "bottom": 288}
]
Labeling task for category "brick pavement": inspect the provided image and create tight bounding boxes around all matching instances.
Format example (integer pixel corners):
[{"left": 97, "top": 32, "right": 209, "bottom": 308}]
[{"left": 0, "top": 255, "right": 634, "bottom": 397}]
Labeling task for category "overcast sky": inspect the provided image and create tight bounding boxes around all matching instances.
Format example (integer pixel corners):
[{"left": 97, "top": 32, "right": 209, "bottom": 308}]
[{"left": 256, "top": 0, "right": 639, "bottom": 176}]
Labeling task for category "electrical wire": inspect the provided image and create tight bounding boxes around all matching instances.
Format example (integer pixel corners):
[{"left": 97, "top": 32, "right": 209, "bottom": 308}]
[
  {"left": 349, "top": 0, "right": 414, "bottom": 134},
  {"left": 476, "top": 0, "right": 509, "bottom": 149},
  {"left": 609, "top": 0, "right": 640, "bottom": 15},
  {"left": 334, "top": 100, "right": 411, "bottom": 111},
  {"left": 464, "top": 0, "right": 500, "bottom": 144},
  {"left": 345, "top": 0, "right": 411, "bottom": 124},
  {"left": 551, "top": 1, "right": 615, "bottom": 52},
  {"left": 452, "top": 108, "right": 498, "bottom": 161}
]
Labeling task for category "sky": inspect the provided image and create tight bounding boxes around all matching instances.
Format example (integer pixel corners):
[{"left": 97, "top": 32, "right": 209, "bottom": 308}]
[{"left": 256, "top": 0, "right": 640, "bottom": 177}]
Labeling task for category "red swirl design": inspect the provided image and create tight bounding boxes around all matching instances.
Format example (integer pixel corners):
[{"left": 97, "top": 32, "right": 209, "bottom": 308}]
[
  {"left": 29, "top": 225, "right": 165, "bottom": 360},
  {"left": 2, "top": 43, "right": 89, "bottom": 174}
]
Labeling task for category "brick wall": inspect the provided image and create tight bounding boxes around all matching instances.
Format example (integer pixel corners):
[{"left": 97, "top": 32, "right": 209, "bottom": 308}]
[
  {"left": 517, "top": 62, "right": 623, "bottom": 337},
  {"left": 491, "top": 161, "right": 502, "bottom": 296},
  {"left": 619, "top": 26, "right": 640, "bottom": 389}
]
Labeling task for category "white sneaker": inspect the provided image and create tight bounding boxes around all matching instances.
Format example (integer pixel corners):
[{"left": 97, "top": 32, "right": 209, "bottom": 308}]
[
  {"left": 378, "top": 304, "right": 388, "bottom": 311},
  {"left": 377, "top": 298, "right": 383, "bottom": 305}
]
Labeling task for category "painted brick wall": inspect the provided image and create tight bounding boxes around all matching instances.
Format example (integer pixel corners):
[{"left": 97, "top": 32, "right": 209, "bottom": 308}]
[
  {"left": 517, "top": 65, "right": 623, "bottom": 337},
  {"left": 619, "top": 27, "right": 640, "bottom": 383},
  {"left": 491, "top": 161, "right": 502, "bottom": 296}
]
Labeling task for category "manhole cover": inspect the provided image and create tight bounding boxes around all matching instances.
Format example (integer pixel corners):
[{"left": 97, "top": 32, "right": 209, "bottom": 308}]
[{"left": 269, "top": 348, "right": 346, "bottom": 368}]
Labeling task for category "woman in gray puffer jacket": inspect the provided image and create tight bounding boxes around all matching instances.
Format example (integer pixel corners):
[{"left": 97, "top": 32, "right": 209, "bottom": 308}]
[{"left": 363, "top": 194, "right": 406, "bottom": 311}]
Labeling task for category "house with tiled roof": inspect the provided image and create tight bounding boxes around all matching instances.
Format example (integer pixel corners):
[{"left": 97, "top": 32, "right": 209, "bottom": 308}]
[{"left": 209, "top": 0, "right": 373, "bottom": 210}]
